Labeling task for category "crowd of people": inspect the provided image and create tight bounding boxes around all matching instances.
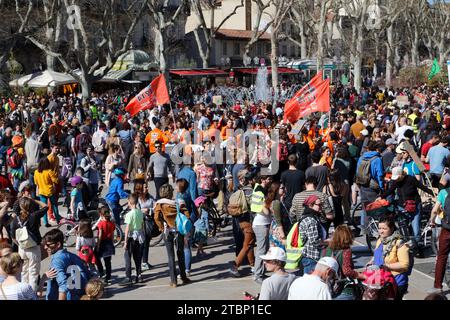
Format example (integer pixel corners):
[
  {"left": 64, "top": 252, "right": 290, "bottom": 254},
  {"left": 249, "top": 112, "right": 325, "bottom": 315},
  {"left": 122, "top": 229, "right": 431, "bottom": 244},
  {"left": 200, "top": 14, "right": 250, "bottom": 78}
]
[{"left": 0, "top": 81, "right": 449, "bottom": 300}]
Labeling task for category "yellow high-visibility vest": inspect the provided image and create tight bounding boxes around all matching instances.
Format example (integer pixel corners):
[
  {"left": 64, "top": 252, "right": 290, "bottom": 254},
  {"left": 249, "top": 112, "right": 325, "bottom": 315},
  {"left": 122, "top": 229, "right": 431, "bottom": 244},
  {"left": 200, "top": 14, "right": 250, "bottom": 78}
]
[
  {"left": 408, "top": 114, "right": 418, "bottom": 133},
  {"left": 250, "top": 184, "right": 264, "bottom": 214},
  {"left": 285, "top": 222, "right": 303, "bottom": 270}
]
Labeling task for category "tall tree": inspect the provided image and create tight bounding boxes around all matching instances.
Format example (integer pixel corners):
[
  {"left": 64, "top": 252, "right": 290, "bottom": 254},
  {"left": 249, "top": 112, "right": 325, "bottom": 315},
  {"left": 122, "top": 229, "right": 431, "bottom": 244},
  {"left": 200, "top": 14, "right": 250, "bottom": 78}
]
[
  {"left": 267, "top": 0, "right": 293, "bottom": 91},
  {"left": 190, "top": 0, "right": 244, "bottom": 68},
  {"left": 334, "top": 0, "right": 370, "bottom": 92},
  {"left": 24, "top": 0, "right": 149, "bottom": 101},
  {"left": 242, "top": 0, "right": 272, "bottom": 63},
  {"left": 286, "top": 0, "right": 315, "bottom": 59},
  {"left": 425, "top": 0, "right": 450, "bottom": 65},
  {"left": 147, "top": 0, "right": 187, "bottom": 78}
]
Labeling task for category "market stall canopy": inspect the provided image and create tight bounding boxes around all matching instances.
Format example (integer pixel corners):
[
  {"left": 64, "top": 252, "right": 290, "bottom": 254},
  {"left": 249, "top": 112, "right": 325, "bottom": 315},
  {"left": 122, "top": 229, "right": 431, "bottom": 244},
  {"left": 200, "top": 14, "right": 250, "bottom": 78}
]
[
  {"left": 9, "top": 70, "right": 76, "bottom": 88},
  {"left": 231, "top": 67, "right": 301, "bottom": 75},
  {"left": 72, "top": 68, "right": 132, "bottom": 83},
  {"left": 170, "top": 69, "right": 229, "bottom": 77}
]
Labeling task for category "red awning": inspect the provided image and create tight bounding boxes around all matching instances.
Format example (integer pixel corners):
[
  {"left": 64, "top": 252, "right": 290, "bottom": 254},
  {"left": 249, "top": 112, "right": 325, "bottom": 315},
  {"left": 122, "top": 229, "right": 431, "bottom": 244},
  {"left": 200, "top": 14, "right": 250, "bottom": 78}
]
[
  {"left": 169, "top": 69, "right": 228, "bottom": 77},
  {"left": 233, "top": 67, "right": 301, "bottom": 75}
]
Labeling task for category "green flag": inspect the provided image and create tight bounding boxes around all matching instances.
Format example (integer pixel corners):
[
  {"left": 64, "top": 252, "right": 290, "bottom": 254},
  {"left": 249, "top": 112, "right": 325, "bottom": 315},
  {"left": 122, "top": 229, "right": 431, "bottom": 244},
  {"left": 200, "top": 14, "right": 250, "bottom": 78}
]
[{"left": 428, "top": 58, "right": 441, "bottom": 80}]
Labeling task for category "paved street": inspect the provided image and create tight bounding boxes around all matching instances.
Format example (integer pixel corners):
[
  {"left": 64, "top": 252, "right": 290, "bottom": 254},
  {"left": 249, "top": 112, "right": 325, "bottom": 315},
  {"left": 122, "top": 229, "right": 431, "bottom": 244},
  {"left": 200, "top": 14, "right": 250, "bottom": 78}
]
[{"left": 35, "top": 180, "right": 449, "bottom": 300}]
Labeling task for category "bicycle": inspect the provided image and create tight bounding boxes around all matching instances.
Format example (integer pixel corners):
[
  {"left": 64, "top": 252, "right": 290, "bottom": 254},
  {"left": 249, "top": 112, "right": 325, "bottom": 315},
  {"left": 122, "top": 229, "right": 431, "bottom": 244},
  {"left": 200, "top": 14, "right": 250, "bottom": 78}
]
[
  {"left": 57, "top": 211, "right": 124, "bottom": 248},
  {"left": 97, "top": 198, "right": 163, "bottom": 247}
]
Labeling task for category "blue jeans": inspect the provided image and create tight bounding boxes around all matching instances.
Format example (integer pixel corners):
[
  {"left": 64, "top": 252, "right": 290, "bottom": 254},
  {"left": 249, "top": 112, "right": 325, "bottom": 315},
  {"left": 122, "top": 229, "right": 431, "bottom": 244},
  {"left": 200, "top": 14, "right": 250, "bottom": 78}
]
[
  {"left": 300, "top": 256, "right": 317, "bottom": 275},
  {"left": 184, "top": 230, "right": 193, "bottom": 272},
  {"left": 403, "top": 203, "right": 421, "bottom": 245},
  {"left": 106, "top": 200, "right": 122, "bottom": 226},
  {"left": 334, "top": 291, "right": 354, "bottom": 300},
  {"left": 40, "top": 195, "right": 61, "bottom": 224}
]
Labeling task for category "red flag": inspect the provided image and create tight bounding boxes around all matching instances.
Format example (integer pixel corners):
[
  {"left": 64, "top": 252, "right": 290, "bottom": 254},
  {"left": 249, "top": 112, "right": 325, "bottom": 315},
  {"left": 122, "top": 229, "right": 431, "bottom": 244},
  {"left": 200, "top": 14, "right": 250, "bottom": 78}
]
[
  {"left": 283, "top": 72, "right": 330, "bottom": 123},
  {"left": 125, "top": 74, "right": 170, "bottom": 117}
]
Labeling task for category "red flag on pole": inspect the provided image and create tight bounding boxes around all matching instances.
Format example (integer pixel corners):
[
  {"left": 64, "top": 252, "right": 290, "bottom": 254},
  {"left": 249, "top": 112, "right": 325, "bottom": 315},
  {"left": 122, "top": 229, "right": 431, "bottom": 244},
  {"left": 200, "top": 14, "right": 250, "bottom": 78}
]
[
  {"left": 283, "top": 71, "right": 330, "bottom": 123},
  {"left": 125, "top": 74, "right": 170, "bottom": 117}
]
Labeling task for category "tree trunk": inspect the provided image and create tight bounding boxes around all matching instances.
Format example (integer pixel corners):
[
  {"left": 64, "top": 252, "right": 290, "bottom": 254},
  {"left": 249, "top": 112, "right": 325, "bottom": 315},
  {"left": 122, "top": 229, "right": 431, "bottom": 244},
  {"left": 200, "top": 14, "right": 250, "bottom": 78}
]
[
  {"left": 411, "top": 29, "right": 419, "bottom": 66},
  {"left": 80, "top": 77, "right": 93, "bottom": 103},
  {"left": 46, "top": 54, "right": 56, "bottom": 71},
  {"left": 154, "top": 25, "right": 167, "bottom": 74},
  {"left": 316, "top": 0, "right": 326, "bottom": 71},
  {"left": 354, "top": 55, "right": 362, "bottom": 93},
  {"left": 439, "top": 41, "right": 447, "bottom": 66},
  {"left": 385, "top": 24, "right": 394, "bottom": 88},
  {"left": 271, "top": 32, "right": 279, "bottom": 103},
  {"left": 300, "top": 22, "right": 307, "bottom": 59}
]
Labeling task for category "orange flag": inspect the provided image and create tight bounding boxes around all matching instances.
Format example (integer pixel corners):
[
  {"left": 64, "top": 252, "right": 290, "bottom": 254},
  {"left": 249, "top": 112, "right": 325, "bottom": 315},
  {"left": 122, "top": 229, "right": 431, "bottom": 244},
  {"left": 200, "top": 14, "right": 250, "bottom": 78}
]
[
  {"left": 126, "top": 74, "right": 170, "bottom": 117},
  {"left": 283, "top": 71, "right": 330, "bottom": 123}
]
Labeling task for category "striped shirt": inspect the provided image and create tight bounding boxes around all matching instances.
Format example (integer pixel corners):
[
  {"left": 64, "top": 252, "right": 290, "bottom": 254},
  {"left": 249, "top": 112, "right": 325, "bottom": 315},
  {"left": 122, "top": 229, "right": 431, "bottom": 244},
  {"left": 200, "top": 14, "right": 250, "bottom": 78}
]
[
  {"left": 0, "top": 282, "right": 37, "bottom": 300},
  {"left": 289, "top": 190, "right": 333, "bottom": 224}
]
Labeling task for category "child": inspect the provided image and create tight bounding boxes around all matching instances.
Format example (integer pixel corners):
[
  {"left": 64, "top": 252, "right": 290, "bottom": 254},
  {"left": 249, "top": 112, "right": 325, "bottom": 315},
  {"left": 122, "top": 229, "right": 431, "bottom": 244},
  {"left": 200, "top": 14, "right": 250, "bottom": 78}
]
[
  {"left": 80, "top": 278, "right": 105, "bottom": 300},
  {"left": 120, "top": 193, "right": 144, "bottom": 286},
  {"left": 193, "top": 198, "right": 209, "bottom": 258},
  {"left": 94, "top": 207, "right": 116, "bottom": 285},
  {"left": 70, "top": 176, "right": 87, "bottom": 220},
  {"left": 76, "top": 219, "right": 97, "bottom": 273}
]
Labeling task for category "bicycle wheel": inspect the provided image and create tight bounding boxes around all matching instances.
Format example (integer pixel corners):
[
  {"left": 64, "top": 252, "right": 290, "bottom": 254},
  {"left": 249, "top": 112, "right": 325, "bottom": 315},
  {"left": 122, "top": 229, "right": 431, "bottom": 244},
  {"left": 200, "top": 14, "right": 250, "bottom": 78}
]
[
  {"left": 351, "top": 202, "right": 363, "bottom": 226},
  {"left": 58, "top": 221, "right": 77, "bottom": 247},
  {"left": 113, "top": 225, "right": 123, "bottom": 247},
  {"left": 365, "top": 217, "right": 379, "bottom": 253}
]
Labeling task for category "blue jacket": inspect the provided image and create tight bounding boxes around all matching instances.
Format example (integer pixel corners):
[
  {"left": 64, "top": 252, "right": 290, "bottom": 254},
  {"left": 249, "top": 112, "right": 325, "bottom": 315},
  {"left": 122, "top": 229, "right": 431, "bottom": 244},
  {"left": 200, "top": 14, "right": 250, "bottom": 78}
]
[
  {"left": 357, "top": 151, "right": 385, "bottom": 191},
  {"left": 46, "top": 249, "right": 90, "bottom": 300},
  {"left": 105, "top": 177, "right": 129, "bottom": 203},
  {"left": 177, "top": 166, "right": 198, "bottom": 202}
]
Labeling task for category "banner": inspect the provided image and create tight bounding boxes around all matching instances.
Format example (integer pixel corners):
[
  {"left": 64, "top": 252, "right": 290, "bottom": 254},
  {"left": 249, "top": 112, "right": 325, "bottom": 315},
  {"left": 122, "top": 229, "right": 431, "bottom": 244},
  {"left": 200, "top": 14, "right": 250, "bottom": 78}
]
[
  {"left": 414, "top": 93, "right": 426, "bottom": 106},
  {"left": 125, "top": 74, "right": 170, "bottom": 117},
  {"left": 283, "top": 71, "right": 330, "bottom": 123}
]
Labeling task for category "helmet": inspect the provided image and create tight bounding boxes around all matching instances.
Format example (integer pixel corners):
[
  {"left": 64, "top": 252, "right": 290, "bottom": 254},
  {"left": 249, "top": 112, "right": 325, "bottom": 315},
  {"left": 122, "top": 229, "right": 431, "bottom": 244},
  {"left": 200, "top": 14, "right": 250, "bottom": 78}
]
[{"left": 114, "top": 168, "right": 126, "bottom": 176}]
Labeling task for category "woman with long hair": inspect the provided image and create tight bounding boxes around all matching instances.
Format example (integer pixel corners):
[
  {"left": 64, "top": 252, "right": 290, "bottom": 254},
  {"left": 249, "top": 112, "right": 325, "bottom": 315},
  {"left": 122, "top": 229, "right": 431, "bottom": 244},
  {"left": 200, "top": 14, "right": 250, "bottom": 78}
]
[
  {"left": 34, "top": 157, "right": 60, "bottom": 227},
  {"left": 105, "top": 144, "right": 125, "bottom": 187},
  {"left": 10, "top": 197, "right": 48, "bottom": 291},
  {"left": 325, "top": 225, "right": 367, "bottom": 300},
  {"left": 128, "top": 142, "right": 147, "bottom": 182},
  {"left": 267, "top": 182, "right": 291, "bottom": 250},
  {"left": 134, "top": 180, "right": 155, "bottom": 271},
  {"left": 325, "top": 169, "right": 347, "bottom": 229}
]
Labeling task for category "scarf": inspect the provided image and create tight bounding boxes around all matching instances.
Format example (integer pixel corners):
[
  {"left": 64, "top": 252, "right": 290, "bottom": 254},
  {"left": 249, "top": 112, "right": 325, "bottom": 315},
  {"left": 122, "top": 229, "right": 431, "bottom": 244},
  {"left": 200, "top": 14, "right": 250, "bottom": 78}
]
[{"left": 381, "top": 231, "right": 402, "bottom": 258}]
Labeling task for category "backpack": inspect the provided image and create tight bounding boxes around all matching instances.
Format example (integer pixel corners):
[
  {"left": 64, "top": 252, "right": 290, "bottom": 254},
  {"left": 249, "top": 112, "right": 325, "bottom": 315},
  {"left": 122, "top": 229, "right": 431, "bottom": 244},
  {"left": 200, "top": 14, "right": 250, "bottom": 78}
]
[
  {"left": 355, "top": 156, "right": 377, "bottom": 187},
  {"left": 15, "top": 219, "right": 37, "bottom": 250},
  {"left": 6, "top": 148, "right": 21, "bottom": 169},
  {"left": 442, "top": 189, "right": 450, "bottom": 230},
  {"left": 227, "top": 189, "right": 248, "bottom": 217},
  {"left": 75, "top": 133, "right": 91, "bottom": 154},
  {"left": 61, "top": 157, "right": 73, "bottom": 179}
]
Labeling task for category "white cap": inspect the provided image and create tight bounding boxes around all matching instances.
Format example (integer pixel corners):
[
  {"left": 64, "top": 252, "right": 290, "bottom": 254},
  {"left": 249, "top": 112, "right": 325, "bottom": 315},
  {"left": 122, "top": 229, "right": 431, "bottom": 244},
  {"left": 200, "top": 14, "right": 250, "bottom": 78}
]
[
  {"left": 317, "top": 257, "right": 339, "bottom": 274},
  {"left": 361, "top": 129, "right": 369, "bottom": 136},
  {"left": 362, "top": 120, "right": 369, "bottom": 127},
  {"left": 396, "top": 142, "right": 407, "bottom": 154},
  {"left": 391, "top": 166, "right": 405, "bottom": 180},
  {"left": 259, "top": 247, "right": 287, "bottom": 262}
]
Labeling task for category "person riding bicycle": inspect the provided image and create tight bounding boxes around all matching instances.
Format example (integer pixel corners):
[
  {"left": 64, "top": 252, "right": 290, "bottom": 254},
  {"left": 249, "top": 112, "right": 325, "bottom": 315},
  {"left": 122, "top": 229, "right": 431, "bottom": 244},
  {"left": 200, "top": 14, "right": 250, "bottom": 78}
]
[
  {"left": 356, "top": 141, "right": 385, "bottom": 235},
  {"left": 105, "top": 168, "right": 129, "bottom": 226},
  {"left": 378, "top": 166, "right": 434, "bottom": 257}
]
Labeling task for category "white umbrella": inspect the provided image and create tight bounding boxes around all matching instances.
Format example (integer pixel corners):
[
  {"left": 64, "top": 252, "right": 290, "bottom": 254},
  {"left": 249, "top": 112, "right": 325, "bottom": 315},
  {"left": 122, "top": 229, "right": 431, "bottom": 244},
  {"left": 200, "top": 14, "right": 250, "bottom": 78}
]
[{"left": 9, "top": 70, "right": 76, "bottom": 88}]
